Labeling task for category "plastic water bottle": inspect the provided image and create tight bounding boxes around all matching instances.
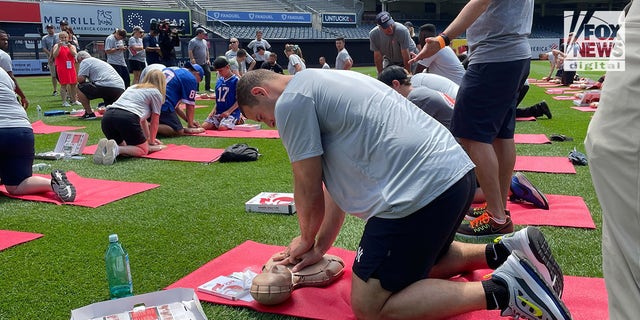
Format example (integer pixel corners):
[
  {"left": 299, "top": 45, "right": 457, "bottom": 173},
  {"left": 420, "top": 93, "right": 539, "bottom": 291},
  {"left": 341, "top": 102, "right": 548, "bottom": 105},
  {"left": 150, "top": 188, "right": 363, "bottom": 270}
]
[
  {"left": 32, "top": 163, "right": 51, "bottom": 171},
  {"left": 36, "top": 105, "right": 42, "bottom": 119},
  {"left": 63, "top": 141, "right": 73, "bottom": 160},
  {"left": 105, "top": 234, "right": 133, "bottom": 299}
]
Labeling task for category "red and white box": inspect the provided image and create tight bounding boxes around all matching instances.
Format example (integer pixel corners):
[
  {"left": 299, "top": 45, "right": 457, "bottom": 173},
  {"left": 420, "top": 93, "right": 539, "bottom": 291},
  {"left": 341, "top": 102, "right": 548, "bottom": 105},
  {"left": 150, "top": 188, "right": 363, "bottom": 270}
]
[{"left": 245, "top": 192, "right": 296, "bottom": 215}]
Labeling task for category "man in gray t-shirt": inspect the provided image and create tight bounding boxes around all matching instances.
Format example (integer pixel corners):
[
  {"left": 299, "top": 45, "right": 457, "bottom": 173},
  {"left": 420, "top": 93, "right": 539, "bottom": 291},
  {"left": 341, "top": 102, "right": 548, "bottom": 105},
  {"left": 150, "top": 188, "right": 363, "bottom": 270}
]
[
  {"left": 410, "top": 0, "right": 534, "bottom": 239},
  {"left": 335, "top": 37, "right": 353, "bottom": 70},
  {"left": 41, "top": 24, "right": 59, "bottom": 95},
  {"left": 235, "top": 69, "right": 568, "bottom": 319},
  {"left": 369, "top": 11, "right": 413, "bottom": 74},
  {"left": 188, "top": 28, "right": 211, "bottom": 91},
  {"left": 104, "top": 29, "right": 130, "bottom": 88},
  {"left": 76, "top": 51, "right": 126, "bottom": 119}
]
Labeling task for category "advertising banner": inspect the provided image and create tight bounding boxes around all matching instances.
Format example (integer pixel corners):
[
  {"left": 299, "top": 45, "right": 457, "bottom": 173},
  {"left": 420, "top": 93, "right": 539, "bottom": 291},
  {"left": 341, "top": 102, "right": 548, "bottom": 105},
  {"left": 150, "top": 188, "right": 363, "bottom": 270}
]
[
  {"left": 12, "top": 59, "right": 49, "bottom": 75},
  {"left": 40, "top": 3, "right": 122, "bottom": 35},
  {"left": 206, "top": 10, "right": 311, "bottom": 24},
  {"left": 322, "top": 13, "right": 356, "bottom": 25},
  {"left": 0, "top": 1, "right": 41, "bottom": 23},
  {"left": 122, "top": 8, "right": 192, "bottom": 36},
  {"left": 529, "top": 38, "right": 560, "bottom": 58}
]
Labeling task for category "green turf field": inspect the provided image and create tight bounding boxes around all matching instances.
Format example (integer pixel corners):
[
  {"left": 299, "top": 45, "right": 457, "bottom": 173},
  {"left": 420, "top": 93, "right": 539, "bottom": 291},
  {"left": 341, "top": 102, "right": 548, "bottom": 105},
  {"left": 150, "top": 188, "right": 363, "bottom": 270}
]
[{"left": 0, "top": 61, "right": 603, "bottom": 319}]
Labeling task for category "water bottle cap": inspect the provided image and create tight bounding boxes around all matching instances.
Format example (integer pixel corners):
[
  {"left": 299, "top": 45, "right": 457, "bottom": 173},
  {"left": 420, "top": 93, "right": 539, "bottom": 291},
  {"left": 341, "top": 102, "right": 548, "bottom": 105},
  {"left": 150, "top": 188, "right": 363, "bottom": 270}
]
[{"left": 108, "top": 234, "right": 119, "bottom": 242}]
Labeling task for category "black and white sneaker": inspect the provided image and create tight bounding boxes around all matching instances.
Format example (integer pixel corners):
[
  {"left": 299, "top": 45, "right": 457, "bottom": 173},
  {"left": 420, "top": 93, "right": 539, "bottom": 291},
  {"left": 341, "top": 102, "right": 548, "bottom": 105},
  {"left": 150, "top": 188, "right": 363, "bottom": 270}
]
[
  {"left": 81, "top": 112, "right": 97, "bottom": 120},
  {"left": 51, "top": 170, "right": 76, "bottom": 202}
]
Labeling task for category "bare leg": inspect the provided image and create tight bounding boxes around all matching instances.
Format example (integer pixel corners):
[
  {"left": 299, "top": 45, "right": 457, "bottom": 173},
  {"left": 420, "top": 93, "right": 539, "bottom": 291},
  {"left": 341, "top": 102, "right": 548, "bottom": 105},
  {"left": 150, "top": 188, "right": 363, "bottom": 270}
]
[
  {"left": 157, "top": 124, "right": 182, "bottom": 137},
  {"left": 77, "top": 90, "right": 93, "bottom": 114},
  {"left": 458, "top": 138, "right": 508, "bottom": 220},
  {"left": 493, "top": 138, "right": 516, "bottom": 209},
  {"left": 5, "top": 176, "right": 52, "bottom": 195},
  {"left": 67, "top": 85, "right": 79, "bottom": 104},
  {"left": 60, "top": 84, "right": 69, "bottom": 104},
  {"left": 429, "top": 241, "right": 489, "bottom": 279}
]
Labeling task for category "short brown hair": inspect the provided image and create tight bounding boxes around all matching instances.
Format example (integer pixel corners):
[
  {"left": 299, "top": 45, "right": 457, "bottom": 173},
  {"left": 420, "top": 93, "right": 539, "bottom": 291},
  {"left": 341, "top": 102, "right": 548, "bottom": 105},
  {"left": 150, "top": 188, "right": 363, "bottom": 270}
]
[{"left": 237, "top": 69, "right": 278, "bottom": 109}]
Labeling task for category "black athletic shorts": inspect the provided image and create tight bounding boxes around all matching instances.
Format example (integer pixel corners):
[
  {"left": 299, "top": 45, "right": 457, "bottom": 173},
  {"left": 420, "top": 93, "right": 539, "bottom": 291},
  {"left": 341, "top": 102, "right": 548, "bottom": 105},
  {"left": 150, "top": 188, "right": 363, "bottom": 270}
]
[
  {"left": 451, "top": 59, "right": 530, "bottom": 143},
  {"left": 77, "top": 82, "right": 124, "bottom": 106},
  {"left": 101, "top": 108, "right": 146, "bottom": 146},
  {"left": 352, "top": 170, "right": 476, "bottom": 293}
]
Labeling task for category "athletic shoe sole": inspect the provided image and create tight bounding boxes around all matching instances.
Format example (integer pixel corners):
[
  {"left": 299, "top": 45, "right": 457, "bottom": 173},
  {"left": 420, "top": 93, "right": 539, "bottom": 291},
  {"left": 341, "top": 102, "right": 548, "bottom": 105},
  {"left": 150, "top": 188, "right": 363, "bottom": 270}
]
[
  {"left": 93, "top": 138, "right": 107, "bottom": 165},
  {"left": 496, "top": 227, "right": 564, "bottom": 298},
  {"left": 103, "top": 139, "right": 118, "bottom": 165},
  {"left": 494, "top": 252, "right": 572, "bottom": 320},
  {"left": 51, "top": 170, "right": 76, "bottom": 202}
]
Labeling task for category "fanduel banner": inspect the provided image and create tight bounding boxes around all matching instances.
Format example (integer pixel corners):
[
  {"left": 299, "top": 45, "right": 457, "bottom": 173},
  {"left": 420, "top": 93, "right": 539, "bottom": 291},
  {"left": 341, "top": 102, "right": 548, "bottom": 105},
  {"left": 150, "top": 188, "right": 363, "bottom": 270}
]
[
  {"left": 41, "top": 3, "right": 121, "bottom": 35},
  {"left": 207, "top": 10, "right": 311, "bottom": 23},
  {"left": 322, "top": 13, "right": 356, "bottom": 25},
  {"left": 122, "top": 8, "right": 192, "bottom": 35}
]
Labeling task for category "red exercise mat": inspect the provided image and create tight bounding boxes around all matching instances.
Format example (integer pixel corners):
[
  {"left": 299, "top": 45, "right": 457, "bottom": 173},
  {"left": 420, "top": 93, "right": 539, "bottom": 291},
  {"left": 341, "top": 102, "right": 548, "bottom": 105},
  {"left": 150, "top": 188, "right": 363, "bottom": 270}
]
[
  {"left": 514, "top": 134, "right": 551, "bottom": 144},
  {"left": 166, "top": 240, "right": 607, "bottom": 320},
  {"left": 31, "top": 120, "right": 85, "bottom": 134},
  {"left": 545, "top": 88, "right": 565, "bottom": 94},
  {"left": 516, "top": 116, "right": 537, "bottom": 122},
  {"left": 507, "top": 194, "right": 595, "bottom": 229},
  {"left": 515, "top": 156, "right": 577, "bottom": 174},
  {"left": 571, "top": 106, "right": 597, "bottom": 112},
  {"left": 0, "top": 230, "right": 43, "bottom": 251},
  {"left": 83, "top": 144, "right": 224, "bottom": 163},
  {"left": 553, "top": 95, "right": 579, "bottom": 101},
  {"left": 0, "top": 171, "right": 159, "bottom": 208},
  {"left": 187, "top": 129, "right": 280, "bottom": 139}
]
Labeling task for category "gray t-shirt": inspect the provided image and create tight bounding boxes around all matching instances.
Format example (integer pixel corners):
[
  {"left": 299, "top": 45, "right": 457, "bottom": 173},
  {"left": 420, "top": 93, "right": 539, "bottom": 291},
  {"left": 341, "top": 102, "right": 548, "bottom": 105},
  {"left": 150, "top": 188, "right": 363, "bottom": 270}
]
[
  {"left": 287, "top": 54, "right": 306, "bottom": 75},
  {"left": 78, "top": 57, "right": 125, "bottom": 89},
  {"left": 42, "top": 34, "right": 58, "bottom": 58},
  {"left": 369, "top": 22, "right": 413, "bottom": 64},
  {"left": 407, "top": 86, "right": 454, "bottom": 130},
  {"left": 105, "top": 34, "right": 126, "bottom": 66},
  {"left": 467, "top": 0, "right": 533, "bottom": 64},
  {"left": 188, "top": 37, "right": 208, "bottom": 64},
  {"left": 108, "top": 86, "right": 163, "bottom": 120},
  {"left": 0, "top": 50, "right": 12, "bottom": 73},
  {"left": 0, "top": 69, "right": 29, "bottom": 129},
  {"left": 247, "top": 38, "right": 271, "bottom": 54},
  {"left": 335, "top": 48, "right": 352, "bottom": 70},
  {"left": 276, "top": 69, "right": 474, "bottom": 220},
  {"left": 128, "top": 37, "right": 146, "bottom": 63}
]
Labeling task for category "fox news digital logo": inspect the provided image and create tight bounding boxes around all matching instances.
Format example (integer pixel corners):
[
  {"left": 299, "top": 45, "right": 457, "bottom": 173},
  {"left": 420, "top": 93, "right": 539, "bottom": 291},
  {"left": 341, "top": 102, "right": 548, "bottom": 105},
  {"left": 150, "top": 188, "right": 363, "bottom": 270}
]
[{"left": 563, "top": 11, "right": 625, "bottom": 71}]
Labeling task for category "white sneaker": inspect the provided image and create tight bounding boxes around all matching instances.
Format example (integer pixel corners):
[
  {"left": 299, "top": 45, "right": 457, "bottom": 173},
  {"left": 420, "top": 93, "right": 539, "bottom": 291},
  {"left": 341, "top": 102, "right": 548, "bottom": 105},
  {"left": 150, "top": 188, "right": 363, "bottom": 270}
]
[
  {"left": 72, "top": 101, "right": 83, "bottom": 106},
  {"left": 103, "top": 139, "right": 119, "bottom": 165},
  {"left": 493, "top": 252, "right": 572, "bottom": 320},
  {"left": 494, "top": 227, "right": 564, "bottom": 297},
  {"left": 93, "top": 138, "right": 107, "bottom": 164},
  {"left": 62, "top": 101, "right": 71, "bottom": 107}
]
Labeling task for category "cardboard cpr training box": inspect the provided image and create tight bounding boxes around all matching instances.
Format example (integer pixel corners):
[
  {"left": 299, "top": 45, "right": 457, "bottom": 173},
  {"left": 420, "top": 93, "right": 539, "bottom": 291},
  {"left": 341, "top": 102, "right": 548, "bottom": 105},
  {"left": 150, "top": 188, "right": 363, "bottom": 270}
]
[
  {"left": 70, "top": 288, "right": 207, "bottom": 320},
  {"left": 245, "top": 192, "right": 296, "bottom": 215}
]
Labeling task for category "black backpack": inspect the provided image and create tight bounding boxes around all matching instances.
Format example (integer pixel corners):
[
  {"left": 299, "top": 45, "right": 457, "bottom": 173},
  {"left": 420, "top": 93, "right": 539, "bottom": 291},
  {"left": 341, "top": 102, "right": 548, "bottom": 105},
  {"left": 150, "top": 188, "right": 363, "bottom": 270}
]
[{"left": 219, "top": 143, "right": 260, "bottom": 163}]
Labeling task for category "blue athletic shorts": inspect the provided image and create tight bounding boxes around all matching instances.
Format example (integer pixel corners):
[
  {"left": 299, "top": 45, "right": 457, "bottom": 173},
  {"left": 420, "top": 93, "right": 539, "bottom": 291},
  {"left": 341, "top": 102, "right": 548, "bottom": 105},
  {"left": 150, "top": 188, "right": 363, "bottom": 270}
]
[
  {"left": 0, "top": 127, "right": 35, "bottom": 186},
  {"left": 352, "top": 170, "right": 476, "bottom": 292},
  {"left": 101, "top": 108, "right": 146, "bottom": 146},
  {"left": 451, "top": 59, "right": 530, "bottom": 143}
]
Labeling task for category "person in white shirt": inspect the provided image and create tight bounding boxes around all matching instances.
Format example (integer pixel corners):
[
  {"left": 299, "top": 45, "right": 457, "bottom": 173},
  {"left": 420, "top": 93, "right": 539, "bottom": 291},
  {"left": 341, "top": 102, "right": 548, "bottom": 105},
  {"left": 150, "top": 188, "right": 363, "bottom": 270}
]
[
  {"left": 415, "top": 24, "right": 466, "bottom": 85},
  {"left": 335, "top": 37, "right": 353, "bottom": 70},
  {"left": 319, "top": 56, "right": 330, "bottom": 69}
]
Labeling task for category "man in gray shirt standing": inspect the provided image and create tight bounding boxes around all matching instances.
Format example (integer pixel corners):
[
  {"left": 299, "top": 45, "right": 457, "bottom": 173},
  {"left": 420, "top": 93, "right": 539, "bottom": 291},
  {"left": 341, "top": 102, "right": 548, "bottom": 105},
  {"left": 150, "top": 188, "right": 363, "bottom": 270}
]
[
  {"left": 105, "top": 29, "right": 129, "bottom": 88},
  {"left": 41, "top": 24, "right": 59, "bottom": 96},
  {"left": 335, "top": 37, "right": 353, "bottom": 70},
  {"left": 410, "top": 0, "right": 535, "bottom": 239},
  {"left": 369, "top": 11, "right": 413, "bottom": 74},
  {"left": 188, "top": 28, "right": 211, "bottom": 92}
]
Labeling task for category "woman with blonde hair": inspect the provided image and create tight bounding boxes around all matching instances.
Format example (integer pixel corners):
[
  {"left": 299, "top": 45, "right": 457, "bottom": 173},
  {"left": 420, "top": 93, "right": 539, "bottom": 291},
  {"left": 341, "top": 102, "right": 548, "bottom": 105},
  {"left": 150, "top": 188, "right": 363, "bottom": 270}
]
[
  {"left": 284, "top": 43, "right": 306, "bottom": 75},
  {"left": 93, "top": 69, "right": 167, "bottom": 165},
  {"left": 52, "top": 31, "right": 81, "bottom": 107}
]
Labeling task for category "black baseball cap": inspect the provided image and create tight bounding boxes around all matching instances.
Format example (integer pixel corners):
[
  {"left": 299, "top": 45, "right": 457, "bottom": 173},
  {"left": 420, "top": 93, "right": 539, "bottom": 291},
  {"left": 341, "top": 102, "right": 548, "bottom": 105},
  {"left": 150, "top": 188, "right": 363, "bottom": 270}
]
[
  {"left": 60, "top": 20, "right": 68, "bottom": 26},
  {"left": 213, "top": 56, "right": 229, "bottom": 69},
  {"left": 46, "top": 24, "right": 54, "bottom": 29}
]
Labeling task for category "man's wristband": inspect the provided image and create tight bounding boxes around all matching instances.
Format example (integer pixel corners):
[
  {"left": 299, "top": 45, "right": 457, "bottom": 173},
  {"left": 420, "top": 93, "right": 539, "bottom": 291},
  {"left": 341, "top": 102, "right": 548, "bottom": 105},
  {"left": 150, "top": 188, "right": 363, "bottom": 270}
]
[
  {"left": 436, "top": 36, "right": 446, "bottom": 49},
  {"left": 439, "top": 33, "right": 451, "bottom": 46}
]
